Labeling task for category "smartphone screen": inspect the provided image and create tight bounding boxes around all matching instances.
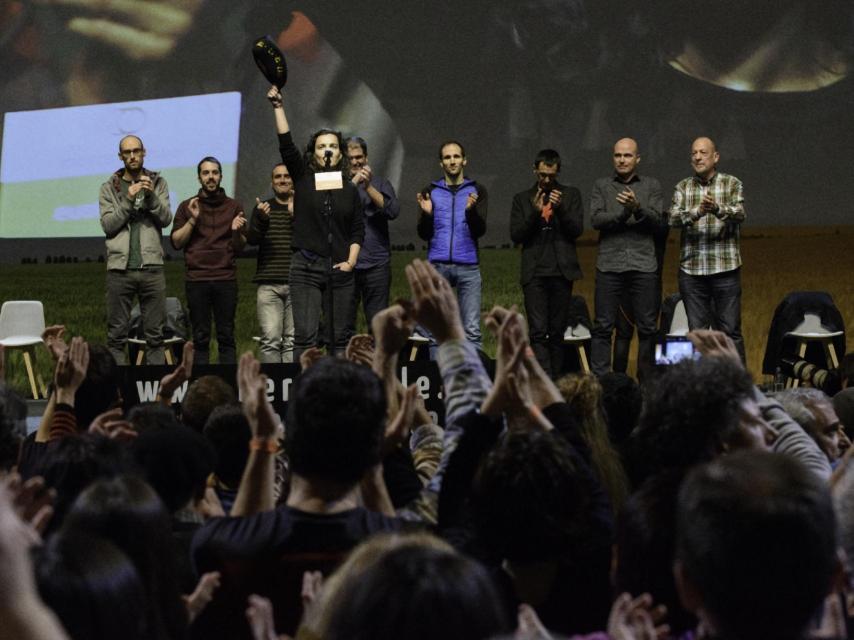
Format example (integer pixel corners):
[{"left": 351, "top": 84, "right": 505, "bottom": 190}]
[{"left": 654, "top": 338, "right": 696, "bottom": 365}]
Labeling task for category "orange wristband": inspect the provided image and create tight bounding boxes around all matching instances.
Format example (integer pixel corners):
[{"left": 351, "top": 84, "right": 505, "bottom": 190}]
[{"left": 249, "top": 437, "right": 279, "bottom": 453}]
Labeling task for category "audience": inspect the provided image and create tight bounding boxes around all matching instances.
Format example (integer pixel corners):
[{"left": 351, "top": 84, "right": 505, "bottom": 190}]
[{"left": 0, "top": 257, "right": 848, "bottom": 640}]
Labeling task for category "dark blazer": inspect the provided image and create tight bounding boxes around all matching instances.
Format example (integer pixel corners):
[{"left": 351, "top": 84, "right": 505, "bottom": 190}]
[{"left": 509, "top": 181, "right": 584, "bottom": 286}]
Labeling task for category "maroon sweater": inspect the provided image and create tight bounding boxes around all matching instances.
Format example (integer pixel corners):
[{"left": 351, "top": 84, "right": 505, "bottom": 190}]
[{"left": 172, "top": 188, "right": 244, "bottom": 281}]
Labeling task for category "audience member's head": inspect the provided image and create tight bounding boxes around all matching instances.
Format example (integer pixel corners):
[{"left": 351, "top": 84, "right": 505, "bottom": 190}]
[
  {"left": 132, "top": 426, "right": 215, "bottom": 513},
  {"left": 473, "top": 429, "right": 589, "bottom": 562},
  {"left": 38, "top": 433, "right": 132, "bottom": 533},
  {"left": 774, "top": 388, "right": 844, "bottom": 462},
  {"left": 321, "top": 534, "right": 510, "bottom": 640},
  {"left": 598, "top": 372, "right": 642, "bottom": 446},
  {"left": 203, "top": 404, "right": 251, "bottom": 490},
  {"left": 127, "top": 402, "right": 181, "bottom": 434},
  {"left": 63, "top": 475, "right": 188, "bottom": 640},
  {"left": 833, "top": 388, "right": 854, "bottom": 442},
  {"left": 181, "top": 375, "right": 237, "bottom": 432},
  {"left": 0, "top": 383, "right": 27, "bottom": 471},
  {"left": 627, "top": 357, "right": 772, "bottom": 483},
  {"left": 676, "top": 451, "right": 839, "bottom": 640},
  {"left": 558, "top": 373, "right": 629, "bottom": 513},
  {"left": 36, "top": 531, "right": 149, "bottom": 640},
  {"left": 74, "top": 344, "right": 121, "bottom": 430},
  {"left": 287, "top": 357, "right": 385, "bottom": 488}
]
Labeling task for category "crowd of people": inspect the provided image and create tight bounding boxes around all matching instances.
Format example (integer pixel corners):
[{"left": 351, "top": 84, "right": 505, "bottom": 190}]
[{"left": 1, "top": 253, "right": 853, "bottom": 640}]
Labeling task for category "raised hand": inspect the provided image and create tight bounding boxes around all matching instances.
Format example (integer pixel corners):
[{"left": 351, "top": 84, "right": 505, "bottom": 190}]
[
  {"left": 345, "top": 334, "right": 375, "bottom": 367},
  {"left": 158, "top": 341, "right": 194, "bottom": 406},
  {"left": 255, "top": 197, "right": 271, "bottom": 217},
  {"left": 232, "top": 212, "right": 247, "bottom": 232},
  {"left": 607, "top": 593, "right": 669, "bottom": 640},
  {"left": 371, "top": 304, "right": 416, "bottom": 357},
  {"left": 2, "top": 473, "right": 55, "bottom": 537},
  {"left": 188, "top": 197, "right": 200, "bottom": 220},
  {"left": 185, "top": 571, "right": 221, "bottom": 622},
  {"left": 416, "top": 192, "right": 433, "bottom": 215},
  {"left": 54, "top": 337, "right": 89, "bottom": 404},
  {"left": 465, "top": 191, "right": 479, "bottom": 211},
  {"left": 299, "top": 346, "right": 325, "bottom": 371},
  {"left": 237, "top": 352, "right": 278, "bottom": 440},
  {"left": 687, "top": 329, "right": 741, "bottom": 367},
  {"left": 404, "top": 259, "right": 464, "bottom": 344},
  {"left": 88, "top": 407, "right": 137, "bottom": 443},
  {"left": 266, "top": 85, "right": 283, "bottom": 108}
]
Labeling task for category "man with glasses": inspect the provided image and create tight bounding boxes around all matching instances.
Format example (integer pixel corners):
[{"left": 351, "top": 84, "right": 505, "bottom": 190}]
[
  {"left": 99, "top": 135, "right": 173, "bottom": 365},
  {"left": 509, "top": 149, "right": 583, "bottom": 377}
]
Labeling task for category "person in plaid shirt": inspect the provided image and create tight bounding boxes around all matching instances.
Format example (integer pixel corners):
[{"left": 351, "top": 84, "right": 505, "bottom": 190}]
[{"left": 669, "top": 137, "right": 746, "bottom": 361}]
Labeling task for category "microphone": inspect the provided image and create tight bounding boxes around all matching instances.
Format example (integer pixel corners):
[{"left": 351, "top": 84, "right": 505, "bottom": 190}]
[{"left": 324, "top": 149, "right": 332, "bottom": 169}]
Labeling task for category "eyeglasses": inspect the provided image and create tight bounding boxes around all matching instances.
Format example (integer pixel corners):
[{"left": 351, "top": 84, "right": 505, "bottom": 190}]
[{"left": 120, "top": 148, "right": 144, "bottom": 158}]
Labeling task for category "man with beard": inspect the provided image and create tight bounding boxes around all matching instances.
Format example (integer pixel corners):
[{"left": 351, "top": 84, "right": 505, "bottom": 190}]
[
  {"left": 171, "top": 157, "right": 246, "bottom": 364},
  {"left": 99, "top": 134, "right": 173, "bottom": 365},
  {"left": 247, "top": 164, "right": 296, "bottom": 363},
  {"left": 346, "top": 137, "right": 400, "bottom": 331}
]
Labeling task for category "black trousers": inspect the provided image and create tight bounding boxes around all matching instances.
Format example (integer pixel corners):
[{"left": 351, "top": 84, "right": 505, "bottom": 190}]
[
  {"left": 523, "top": 275, "right": 573, "bottom": 378},
  {"left": 185, "top": 280, "right": 237, "bottom": 365}
]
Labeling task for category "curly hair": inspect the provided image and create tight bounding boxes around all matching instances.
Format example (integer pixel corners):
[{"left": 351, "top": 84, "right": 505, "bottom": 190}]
[
  {"left": 304, "top": 128, "right": 350, "bottom": 174},
  {"left": 557, "top": 373, "right": 629, "bottom": 513}
]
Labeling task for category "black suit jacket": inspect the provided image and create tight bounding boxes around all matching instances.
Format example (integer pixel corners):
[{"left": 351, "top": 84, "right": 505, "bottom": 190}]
[{"left": 509, "top": 181, "right": 584, "bottom": 285}]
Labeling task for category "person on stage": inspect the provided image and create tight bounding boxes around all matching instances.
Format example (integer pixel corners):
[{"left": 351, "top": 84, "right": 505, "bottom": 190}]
[
  {"left": 669, "top": 137, "right": 746, "bottom": 361},
  {"left": 416, "top": 140, "right": 487, "bottom": 349},
  {"left": 171, "top": 157, "right": 246, "bottom": 365},
  {"left": 509, "top": 149, "right": 583, "bottom": 377},
  {"left": 589, "top": 138, "right": 664, "bottom": 376},
  {"left": 247, "top": 164, "right": 296, "bottom": 363},
  {"left": 266, "top": 86, "right": 364, "bottom": 359},
  {"left": 99, "top": 134, "right": 172, "bottom": 365},
  {"left": 345, "top": 136, "right": 400, "bottom": 332}
]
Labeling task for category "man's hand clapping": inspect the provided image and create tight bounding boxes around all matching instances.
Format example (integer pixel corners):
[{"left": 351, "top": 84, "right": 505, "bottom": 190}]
[{"left": 404, "top": 259, "right": 464, "bottom": 344}]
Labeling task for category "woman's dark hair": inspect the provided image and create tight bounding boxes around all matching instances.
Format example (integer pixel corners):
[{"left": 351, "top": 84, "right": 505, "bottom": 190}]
[
  {"left": 203, "top": 404, "right": 251, "bottom": 488},
  {"left": 63, "top": 475, "right": 188, "bottom": 640},
  {"left": 323, "top": 543, "right": 509, "bottom": 640},
  {"left": 303, "top": 128, "right": 350, "bottom": 173},
  {"left": 36, "top": 531, "right": 149, "bottom": 640}
]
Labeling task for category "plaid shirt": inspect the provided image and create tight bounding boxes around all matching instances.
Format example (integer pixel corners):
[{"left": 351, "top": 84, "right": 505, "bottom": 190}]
[{"left": 669, "top": 171, "right": 745, "bottom": 276}]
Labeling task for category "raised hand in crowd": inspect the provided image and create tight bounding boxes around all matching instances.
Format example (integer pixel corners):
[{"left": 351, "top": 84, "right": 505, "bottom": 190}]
[
  {"left": 2, "top": 473, "right": 54, "bottom": 538},
  {"left": 88, "top": 407, "right": 137, "bottom": 443},
  {"left": 516, "top": 603, "right": 554, "bottom": 640},
  {"left": 607, "top": 593, "right": 669, "bottom": 640},
  {"left": 345, "top": 334, "right": 375, "bottom": 368},
  {"left": 184, "top": 571, "right": 222, "bottom": 623},
  {"left": 416, "top": 191, "right": 433, "bottom": 215},
  {"left": 404, "top": 259, "right": 464, "bottom": 344},
  {"left": 255, "top": 197, "right": 272, "bottom": 218},
  {"left": 299, "top": 346, "right": 324, "bottom": 372},
  {"left": 53, "top": 337, "right": 89, "bottom": 406},
  {"left": 370, "top": 303, "right": 416, "bottom": 419},
  {"left": 158, "top": 341, "right": 194, "bottom": 407},
  {"left": 237, "top": 353, "right": 279, "bottom": 442},
  {"left": 41, "top": 325, "right": 67, "bottom": 362},
  {"left": 687, "top": 329, "right": 741, "bottom": 366},
  {"left": 246, "top": 594, "right": 288, "bottom": 640},
  {"left": 0, "top": 483, "right": 69, "bottom": 640}
]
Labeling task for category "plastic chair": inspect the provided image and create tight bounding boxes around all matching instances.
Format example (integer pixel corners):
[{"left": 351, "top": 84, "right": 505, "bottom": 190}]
[
  {"left": 666, "top": 299, "right": 690, "bottom": 337},
  {"left": 563, "top": 323, "right": 592, "bottom": 373},
  {"left": 785, "top": 313, "right": 844, "bottom": 387},
  {"left": 0, "top": 301, "right": 47, "bottom": 398}
]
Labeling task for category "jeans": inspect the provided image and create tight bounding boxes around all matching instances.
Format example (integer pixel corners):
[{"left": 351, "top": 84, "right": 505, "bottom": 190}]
[
  {"left": 352, "top": 262, "right": 391, "bottom": 333},
  {"left": 185, "top": 280, "right": 237, "bottom": 365},
  {"left": 523, "top": 275, "right": 573, "bottom": 378},
  {"left": 678, "top": 267, "right": 745, "bottom": 362},
  {"left": 433, "top": 263, "right": 482, "bottom": 348},
  {"left": 257, "top": 284, "right": 294, "bottom": 363},
  {"left": 591, "top": 270, "right": 659, "bottom": 376},
  {"left": 290, "top": 251, "right": 355, "bottom": 359},
  {"left": 106, "top": 268, "right": 166, "bottom": 365}
]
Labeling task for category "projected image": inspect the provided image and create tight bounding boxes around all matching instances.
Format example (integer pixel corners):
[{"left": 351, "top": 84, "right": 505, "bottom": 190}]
[{"left": 0, "top": 93, "right": 240, "bottom": 238}]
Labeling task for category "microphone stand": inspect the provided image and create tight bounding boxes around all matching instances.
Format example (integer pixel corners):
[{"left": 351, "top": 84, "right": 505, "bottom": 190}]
[{"left": 322, "top": 155, "right": 336, "bottom": 357}]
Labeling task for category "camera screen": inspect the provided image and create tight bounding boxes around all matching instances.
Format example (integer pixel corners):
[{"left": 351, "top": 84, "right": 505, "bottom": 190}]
[{"left": 654, "top": 339, "right": 696, "bottom": 365}]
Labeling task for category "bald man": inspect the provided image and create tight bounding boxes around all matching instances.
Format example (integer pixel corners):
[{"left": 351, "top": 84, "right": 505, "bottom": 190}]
[
  {"left": 669, "top": 137, "right": 746, "bottom": 361},
  {"left": 589, "top": 138, "right": 664, "bottom": 376},
  {"left": 99, "top": 134, "right": 173, "bottom": 365}
]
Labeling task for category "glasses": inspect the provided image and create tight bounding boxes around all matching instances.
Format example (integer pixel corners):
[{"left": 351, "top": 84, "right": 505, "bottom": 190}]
[{"left": 120, "top": 148, "right": 144, "bottom": 158}]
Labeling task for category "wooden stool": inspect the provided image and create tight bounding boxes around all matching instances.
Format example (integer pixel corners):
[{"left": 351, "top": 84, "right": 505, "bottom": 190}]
[
  {"left": 127, "top": 337, "right": 181, "bottom": 365},
  {"left": 563, "top": 324, "right": 591, "bottom": 373},
  {"left": 785, "top": 313, "right": 843, "bottom": 387}
]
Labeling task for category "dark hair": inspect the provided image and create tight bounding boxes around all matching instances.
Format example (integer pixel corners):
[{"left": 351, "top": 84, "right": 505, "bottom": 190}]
[
  {"left": 304, "top": 128, "right": 349, "bottom": 173},
  {"left": 38, "top": 434, "right": 133, "bottom": 534},
  {"left": 74, "top": 343, "right": 121, "bottom": 430},
  {"left": 126, "top": 402, "right": 180, "bottom": 434},
  {"left": 599, "top": 372, "right": 642, "bottom": 446},
  {"left": 626, "top": 357, "right": 754, "bottom": 483},
  {"left": 473, "top": 429, "right": 589, "bottom": 561},
  {"left": 0, "top": 383, "right": 26, "bottom": 471},
  {"left": 324, "top": 544, "right": 509, "bottom": 640},
  {"left": 132, "top": 425, "right": 215, "bottom": 512},
  {"left": 196, "top": 156, "right": 222, "bottom": 176},
  {"left": 437, "top": 139, "right": 466, "bottom": 160},
  {"left": 271, "top": 162, "right": 290, "bottom": 177},
  {"left": 64, "top": 475, "right": 188, "bottom": 640},
  {"left": 181, "top": 375, "right": 237, "bottom": 432},
  {"left": 345, "top": 136, "right": 368, "bottom": 154},
  {"left": 36, "top": 531, "right": 149, "bottom": 640},
  {"left": 203, "top": 404, "right": 251, "bottom": 488},
  {"left": 534, "top": 148, "right": 561, "bottom": 169},
  {"left": 286, "top": 357, "right": 385, "bottom": 487},
  {"left": 677, "top": 451, "right": 838, "bottom": 640}
]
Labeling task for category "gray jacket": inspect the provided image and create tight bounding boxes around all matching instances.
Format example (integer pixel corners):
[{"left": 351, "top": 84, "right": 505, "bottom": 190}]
[{"left": 99, "top": 169, "right": 172, "bottom": 270}]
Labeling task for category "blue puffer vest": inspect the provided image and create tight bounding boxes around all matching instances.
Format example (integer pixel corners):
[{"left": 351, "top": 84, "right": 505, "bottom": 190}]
[{"left": 426, "top": 179, "right": 479, "bottom": 265}]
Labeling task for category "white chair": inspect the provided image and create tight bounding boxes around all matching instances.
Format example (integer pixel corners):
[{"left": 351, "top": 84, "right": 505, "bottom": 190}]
[
  {"left": 563, "top": 323, "right": 592, "bottom": 373},
  {"left": 785, "top": 313, "right": 844, "bottom": 387},
  {"left": 126, "top": 336, "right": 183, "bottom": 365},
  {"left": 0, "top": 301, "right": 47, "bottom": 398},
  {"left": 406, "top": 333, "right": 431, "bottom": 361}
]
